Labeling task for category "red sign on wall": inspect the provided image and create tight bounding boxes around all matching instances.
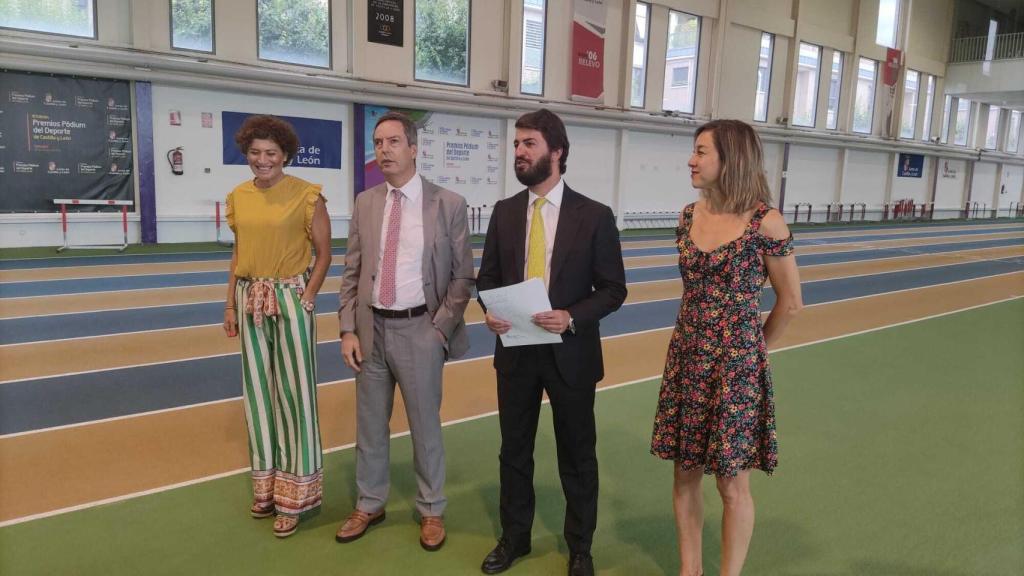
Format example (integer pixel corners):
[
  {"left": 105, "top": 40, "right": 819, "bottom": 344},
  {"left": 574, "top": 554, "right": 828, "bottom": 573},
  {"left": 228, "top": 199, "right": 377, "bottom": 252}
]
[{"left": 571, "top": 0, "right": 606, "bottom": 102}]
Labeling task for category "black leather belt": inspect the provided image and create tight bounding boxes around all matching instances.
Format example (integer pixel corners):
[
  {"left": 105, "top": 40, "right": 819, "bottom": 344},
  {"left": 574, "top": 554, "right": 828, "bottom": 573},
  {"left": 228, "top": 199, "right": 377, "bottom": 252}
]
[{"left": 372, "top": 304, "right": 428, "bottom": 319}]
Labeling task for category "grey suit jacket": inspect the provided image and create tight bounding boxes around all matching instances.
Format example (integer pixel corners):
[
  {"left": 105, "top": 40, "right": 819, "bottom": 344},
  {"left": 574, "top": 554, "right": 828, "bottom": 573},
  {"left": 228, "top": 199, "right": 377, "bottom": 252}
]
[{"left": 338, "top": 176, "right": 474, "bottom": 359}]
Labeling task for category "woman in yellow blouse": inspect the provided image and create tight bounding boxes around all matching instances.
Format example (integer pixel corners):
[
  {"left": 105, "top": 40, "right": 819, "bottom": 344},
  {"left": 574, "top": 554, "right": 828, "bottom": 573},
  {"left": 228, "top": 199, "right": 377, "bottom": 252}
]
[{"left": 223, "top": 115, "right": 331, "bottom": 538}]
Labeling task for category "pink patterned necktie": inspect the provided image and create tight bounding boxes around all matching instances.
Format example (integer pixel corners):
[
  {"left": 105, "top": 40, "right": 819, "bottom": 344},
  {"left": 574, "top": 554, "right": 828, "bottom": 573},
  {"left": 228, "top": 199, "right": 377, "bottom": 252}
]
[{"left": 379, "top": 189, "right": 402, "bottom": 308}]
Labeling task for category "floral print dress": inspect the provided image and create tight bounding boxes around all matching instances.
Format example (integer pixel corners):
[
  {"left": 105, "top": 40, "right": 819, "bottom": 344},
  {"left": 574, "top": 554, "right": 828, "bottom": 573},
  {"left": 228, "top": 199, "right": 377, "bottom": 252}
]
[{"left": 651, "top": 203, "right": 793, "bottom": 477}]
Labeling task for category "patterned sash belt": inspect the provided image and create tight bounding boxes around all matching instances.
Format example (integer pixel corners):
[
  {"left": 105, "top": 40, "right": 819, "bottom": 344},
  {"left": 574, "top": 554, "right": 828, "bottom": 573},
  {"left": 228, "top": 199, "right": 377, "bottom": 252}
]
[{"left": 240, "top": 273, "right": 307, "bottom": 328}]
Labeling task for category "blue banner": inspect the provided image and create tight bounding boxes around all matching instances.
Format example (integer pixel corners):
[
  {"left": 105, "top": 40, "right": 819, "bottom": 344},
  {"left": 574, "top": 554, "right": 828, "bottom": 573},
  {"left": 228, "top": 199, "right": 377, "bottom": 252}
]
[
  {"left": 897, "top": 153, "right": 924, "bottom": 178},
  {"left": 222, "top": 112, "right": 342, "bottom": 169}
]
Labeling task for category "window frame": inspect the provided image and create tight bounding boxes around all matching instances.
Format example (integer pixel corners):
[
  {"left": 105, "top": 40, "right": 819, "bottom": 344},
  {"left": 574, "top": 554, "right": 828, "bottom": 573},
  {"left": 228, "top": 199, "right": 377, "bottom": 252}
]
[
  {"left": 630, "top": 1, "right": 652, "bottom": 109},
  {"left": 983, "top": 105, "right": 1000, "bottom": 150},
  {"left": 900, "top": 69, "right": 919, "bottom": 139},
  {"left": 1007, "top": 110, "right": 1021, "bottom": 153},
  {"left": 519, "top": 0, "right": 547, "bottom": 96},
  {"left": 414, "top": 0, "right": 473, "bottom": 87},
  {"left": 753, "top": 31, "right": 774, "bottom": 123},
  {"left": 662, "top": 9, "right": 702, "bottom": 115},
  {"left": 876, "top": 0, "right": 901, "bottom": 49},
  {"left": 792, "top": 41, "right": 822, "bottom": 127},
  {"left": 169, "top": 0, "right": 216, "bottom": 54},
  {"left": 255, "top": 0, "right": 333, "bottom": 70},
  {"left": 852, "top": 57, "right": 878, "bottom": 134},
  {"left": 826, "top": 50, "right": 843, "bottom": 130},
  {"left": 953, "top": 98, "right": 971, "bottom": 147},
  {"left": 0, "top": 0, "right": 98, "bottom": 39},
  {"left": 920, "top": 74, "right": 935, "bottom": 142}
]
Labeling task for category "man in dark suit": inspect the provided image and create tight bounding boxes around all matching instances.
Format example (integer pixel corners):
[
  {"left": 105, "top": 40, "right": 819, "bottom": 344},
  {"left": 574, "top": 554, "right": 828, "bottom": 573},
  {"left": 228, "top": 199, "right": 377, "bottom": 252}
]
[
  {"left": 477, "top": 109, "right": 627, "bottom": 576},
  {"left": 337, "top": 111, "right": 474, "bottom": 551}
]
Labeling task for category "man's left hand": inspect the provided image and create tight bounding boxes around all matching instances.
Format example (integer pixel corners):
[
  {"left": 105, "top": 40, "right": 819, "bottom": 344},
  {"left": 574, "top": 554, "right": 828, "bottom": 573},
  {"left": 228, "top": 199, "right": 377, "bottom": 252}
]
[{"left": 532, "top": 310, "right": 570, "bottom": 334}]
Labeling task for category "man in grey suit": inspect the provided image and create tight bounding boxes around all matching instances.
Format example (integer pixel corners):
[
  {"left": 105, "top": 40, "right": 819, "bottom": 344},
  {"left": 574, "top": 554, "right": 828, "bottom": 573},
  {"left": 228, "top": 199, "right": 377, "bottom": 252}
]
[{"left": 336, "top": 111, "right": 474, "bottom": 551}]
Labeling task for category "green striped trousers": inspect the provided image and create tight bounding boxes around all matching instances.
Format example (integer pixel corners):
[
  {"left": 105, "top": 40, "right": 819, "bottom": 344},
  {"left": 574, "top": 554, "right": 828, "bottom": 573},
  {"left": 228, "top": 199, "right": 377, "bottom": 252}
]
[{"left": 237, "top": 277, "right": 323, "bottom": 517}]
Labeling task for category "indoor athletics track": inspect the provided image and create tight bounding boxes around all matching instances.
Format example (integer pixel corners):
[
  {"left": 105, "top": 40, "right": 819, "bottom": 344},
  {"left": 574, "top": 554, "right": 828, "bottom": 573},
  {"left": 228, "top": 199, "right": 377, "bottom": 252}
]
[{"left": 0, "top": 220, "right": 1022, "bottom": 575}]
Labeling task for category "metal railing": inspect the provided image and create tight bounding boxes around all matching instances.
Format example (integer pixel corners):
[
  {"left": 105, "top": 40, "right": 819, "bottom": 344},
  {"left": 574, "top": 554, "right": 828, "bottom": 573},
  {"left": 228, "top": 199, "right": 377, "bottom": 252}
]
[{"left": 950, "top": 31, "right": 1024, "bottom": 63}]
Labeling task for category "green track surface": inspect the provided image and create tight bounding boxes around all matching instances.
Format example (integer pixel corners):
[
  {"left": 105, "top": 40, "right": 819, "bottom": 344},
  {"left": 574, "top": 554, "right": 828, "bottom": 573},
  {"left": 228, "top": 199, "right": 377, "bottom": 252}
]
[{"left": 1, "top": 300, "right": 1021, "bottom": 575}]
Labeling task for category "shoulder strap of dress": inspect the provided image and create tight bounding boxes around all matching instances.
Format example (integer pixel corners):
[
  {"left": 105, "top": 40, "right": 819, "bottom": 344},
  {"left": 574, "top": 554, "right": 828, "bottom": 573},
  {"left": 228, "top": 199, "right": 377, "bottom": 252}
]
[
  {"left": 680, "top": 202, "right": 696, "bottom": 227},
  {"left": 747, "top": 203, "right": 771, "bottom": 232}
]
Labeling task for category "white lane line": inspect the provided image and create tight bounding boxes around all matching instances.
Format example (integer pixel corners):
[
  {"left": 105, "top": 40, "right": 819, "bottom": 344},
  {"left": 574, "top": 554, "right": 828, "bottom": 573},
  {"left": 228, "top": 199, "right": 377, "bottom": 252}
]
[
  {"left": 2, "top": 263, "right": 1023, "bottom": 386},
  {"left": 1, "top": 294, "right": 1020, "bottom": 528}
]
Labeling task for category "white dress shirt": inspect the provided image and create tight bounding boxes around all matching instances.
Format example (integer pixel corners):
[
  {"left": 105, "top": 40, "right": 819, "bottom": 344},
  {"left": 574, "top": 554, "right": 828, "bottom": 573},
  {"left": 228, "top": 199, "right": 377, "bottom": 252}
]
[
  {"left": 524, "top": 178, "right": 564, "bottom": 288},
  {"left": 373, "top": 173, "right": 426, "bottom": 309}
]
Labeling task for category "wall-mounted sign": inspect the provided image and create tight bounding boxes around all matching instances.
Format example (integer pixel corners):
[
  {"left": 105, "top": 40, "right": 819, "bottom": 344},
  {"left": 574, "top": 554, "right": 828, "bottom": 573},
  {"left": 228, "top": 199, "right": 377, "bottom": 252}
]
[
  {"left": 221, "top": 111, "right": 342, "bottom": 169},
  {"left": 897, "top": 153, "right": 923, "bottom": 178},
  {"left": 368, "top": 0, "right": 403, "bottom": 47}
]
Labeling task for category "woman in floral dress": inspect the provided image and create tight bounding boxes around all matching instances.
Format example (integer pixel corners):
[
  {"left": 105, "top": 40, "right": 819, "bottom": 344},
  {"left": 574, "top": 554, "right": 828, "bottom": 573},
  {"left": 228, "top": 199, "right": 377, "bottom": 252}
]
[{"left": 651, "top": 120, "right": 803, "bottom": 576}]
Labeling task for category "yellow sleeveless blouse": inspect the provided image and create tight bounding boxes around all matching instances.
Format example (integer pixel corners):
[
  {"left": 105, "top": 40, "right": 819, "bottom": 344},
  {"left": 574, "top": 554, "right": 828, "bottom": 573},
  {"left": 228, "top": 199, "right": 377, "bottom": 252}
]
[{"left": 226, "top": 175, "right": 325, "bottom": 279}]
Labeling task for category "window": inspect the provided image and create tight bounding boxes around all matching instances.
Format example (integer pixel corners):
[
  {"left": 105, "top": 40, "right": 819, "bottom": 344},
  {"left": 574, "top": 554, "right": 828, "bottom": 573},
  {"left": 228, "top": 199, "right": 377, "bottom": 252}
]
[
  {"left": 876, "top": 0, "right": 900, "bottom": 48},
  {"left": 793, "top": 43, "right": 821, "bottom": 127},
  {"left": 853, "top": 57, "right": 877, "bottom": 133},
  {"left": 0, "top": 0, "right": 96, "bottom": 38},
  {"left": 984, "top": 106, "right": 1000, "bottom": 149},
  {"left": 258, "top": 0, "right": 330, "bottom": 68},
  {"left": 631, "top": 2, "right": 650, "bottom": 108},
  {"left": 900, "top": 70, "right": 919, "bottom": 138},
  {"left": 671, "top": 66, "right": 690, "bottom": 87},
  {"left": 826, "top": 51, "right": 843, "bottom": 129},
  {"left": 663, "top": 10, "right": 700, "bottom": 114},
  {"left": 415, "top": 0, "right": 470, "bottom": 86},
  {"left": 954, "top": 98, "right": 971, "bottom": 146},
  {"left": 1008, "top": 110, "right": 1021, "bottom": 153},
  {"left": 754, "top": 32, "right": 773, "bottom": 122},
  {"left": 941, "top": 95, "right": 952, "bottom": 143},
  {"left": 171, "top": 0, "right": 214, "bottom": 53},
  {"left": 920, "top": 74, "right": 935, "bottom": 141},
  {"left": 520, "top": 0, "right": 546, "bottom": 95}
]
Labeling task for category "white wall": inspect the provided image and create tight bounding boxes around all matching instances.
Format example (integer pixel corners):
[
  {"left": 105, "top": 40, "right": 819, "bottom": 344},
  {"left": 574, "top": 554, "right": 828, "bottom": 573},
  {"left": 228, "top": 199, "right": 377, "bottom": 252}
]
[
  {"left": 891, "top": 157, "right": 931, "bottom": 205},
  {"left": 563, "top": 125, "right": 618, "bottom": 208},
  {"left": 843, "top": 150, "right": 888, "bottom": 207},
  {"left": 621, "top": 131, "right": 696, "bottom": 213},
  {"left": 785, "top": 145, "right": 840, "bottom": 206},
  {"left": 150, "top": 85, "right": 352, "bottom": 243},
  {"left": 934, "top": 158, "right": 967, "bottom": 217},
  {"left": 971, "top": 162, "right": 997, "bottom": 212},
  {"left": 1000, "top": 165, "right": 1024, "bottom": 211}
]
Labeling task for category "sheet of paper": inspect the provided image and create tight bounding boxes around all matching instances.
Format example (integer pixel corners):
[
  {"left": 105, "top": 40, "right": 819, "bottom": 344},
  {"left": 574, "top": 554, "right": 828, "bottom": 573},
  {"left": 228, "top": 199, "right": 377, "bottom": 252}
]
[{"left": 477, "top": 278, "right": 564, "bottom": 347}]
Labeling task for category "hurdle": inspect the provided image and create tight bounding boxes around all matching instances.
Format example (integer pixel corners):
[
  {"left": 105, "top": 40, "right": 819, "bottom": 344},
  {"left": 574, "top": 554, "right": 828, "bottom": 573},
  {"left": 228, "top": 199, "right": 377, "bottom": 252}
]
[
  {"left": 53, "top": 199, "right": 133, "bottom": 253},
  {"left": 214, "top": 201, "right": 234, "bottom": 246}
]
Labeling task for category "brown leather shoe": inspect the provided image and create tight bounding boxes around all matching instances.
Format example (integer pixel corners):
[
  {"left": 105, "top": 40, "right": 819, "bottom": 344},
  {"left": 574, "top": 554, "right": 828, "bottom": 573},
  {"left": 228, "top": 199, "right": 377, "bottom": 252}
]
[
  {"left": 420, "top": 515, "right": 446, "bottom": 551},
  {"left": 335, "top": 509, "right": 386, "bottom": 543}
]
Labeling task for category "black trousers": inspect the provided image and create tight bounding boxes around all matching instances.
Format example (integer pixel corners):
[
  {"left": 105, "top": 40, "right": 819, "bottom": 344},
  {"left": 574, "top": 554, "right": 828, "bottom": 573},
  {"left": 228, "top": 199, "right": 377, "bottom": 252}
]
[{"left": 496, "top": 345, "right": 598, "bottom": 553}]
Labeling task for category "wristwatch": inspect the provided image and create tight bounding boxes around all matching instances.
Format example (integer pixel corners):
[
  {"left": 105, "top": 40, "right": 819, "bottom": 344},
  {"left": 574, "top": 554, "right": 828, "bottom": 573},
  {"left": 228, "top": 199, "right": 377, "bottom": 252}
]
[{"left": 567, "top": 315, "right": 576, "bottom": 335}]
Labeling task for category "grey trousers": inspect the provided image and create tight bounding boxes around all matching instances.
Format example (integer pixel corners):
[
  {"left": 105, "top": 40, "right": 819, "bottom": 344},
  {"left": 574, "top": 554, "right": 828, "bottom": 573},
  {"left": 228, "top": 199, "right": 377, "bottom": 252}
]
[{"left": 355, "top": 311, "right": 447, "bottom": 517}]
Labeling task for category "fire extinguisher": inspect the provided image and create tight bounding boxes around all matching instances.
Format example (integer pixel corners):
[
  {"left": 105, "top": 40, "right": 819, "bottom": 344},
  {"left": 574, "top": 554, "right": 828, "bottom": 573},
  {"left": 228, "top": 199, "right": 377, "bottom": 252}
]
[{"left": 167, "top": 147, "right": 184, "bottom": 175}]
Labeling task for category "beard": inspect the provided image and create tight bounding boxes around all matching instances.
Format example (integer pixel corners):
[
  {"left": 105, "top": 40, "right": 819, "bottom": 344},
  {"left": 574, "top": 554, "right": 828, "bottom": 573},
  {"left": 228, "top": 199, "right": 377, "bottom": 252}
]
[{"left": 514, "top": 156, "right": 553, "bottom": 187}]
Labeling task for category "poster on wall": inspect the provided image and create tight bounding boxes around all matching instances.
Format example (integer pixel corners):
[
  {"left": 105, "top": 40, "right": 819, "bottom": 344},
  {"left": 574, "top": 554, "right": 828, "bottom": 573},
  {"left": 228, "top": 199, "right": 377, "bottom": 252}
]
[
  {"left": 221, "top": 111, "right": 342, "bottom": 169},
  {"left": 897, "top": 153, "right": 923, "bottom": 178},
  {"left": 355, "top": 104, "right": 502, "bottom": 203},
  {"left": 368, "top": 0, "right": 403, "bottom": 47},
  {"left": 0, "top": 69, "right": 133, "bottom": 213},
  {"left": 571, "top": 0, "right": 606, "bottom": 102}
]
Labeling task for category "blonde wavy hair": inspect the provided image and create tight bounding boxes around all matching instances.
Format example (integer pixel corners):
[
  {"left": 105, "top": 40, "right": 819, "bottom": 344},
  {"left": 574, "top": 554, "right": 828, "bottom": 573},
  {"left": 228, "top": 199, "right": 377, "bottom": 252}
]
[{"left": 694, "top": 120, "right": 773, "bottom": 214}]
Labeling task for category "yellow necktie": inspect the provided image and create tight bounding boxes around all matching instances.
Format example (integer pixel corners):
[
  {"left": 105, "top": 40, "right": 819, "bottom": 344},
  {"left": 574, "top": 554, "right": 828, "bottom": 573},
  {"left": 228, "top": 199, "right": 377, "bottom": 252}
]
[{"left": 527, "top": 197, "right": 547, "bottom": 280}]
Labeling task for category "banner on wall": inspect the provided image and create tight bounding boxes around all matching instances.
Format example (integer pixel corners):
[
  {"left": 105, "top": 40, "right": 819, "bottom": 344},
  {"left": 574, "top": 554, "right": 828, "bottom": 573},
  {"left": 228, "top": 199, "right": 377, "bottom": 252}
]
[
  {"left": 0, "top": 69, "right": 133, "bottom": 213},
  {"left": 221, "top": 111, "right": 342, "bottom": 169},
  {"left": 897, "top": 153, "right": 924, "bottom": 178},
  {"left": 570, "top": 0, "right": 606, "bottom": 102},
  {"left": 882, "top": 48, "right": 902, "bottom": 138},
  {"left": 354, "top": 104, "right": 502, "bottom": 202},
  {"left": 368, "top": 0, "right": 403, "bottom": 47}
]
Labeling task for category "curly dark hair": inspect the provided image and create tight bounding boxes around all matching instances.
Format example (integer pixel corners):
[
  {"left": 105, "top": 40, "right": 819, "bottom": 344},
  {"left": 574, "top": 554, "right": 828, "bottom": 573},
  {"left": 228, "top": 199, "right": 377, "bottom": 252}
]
[{"left": 234, "top": 115, "right": 300, "bottom": 163}]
